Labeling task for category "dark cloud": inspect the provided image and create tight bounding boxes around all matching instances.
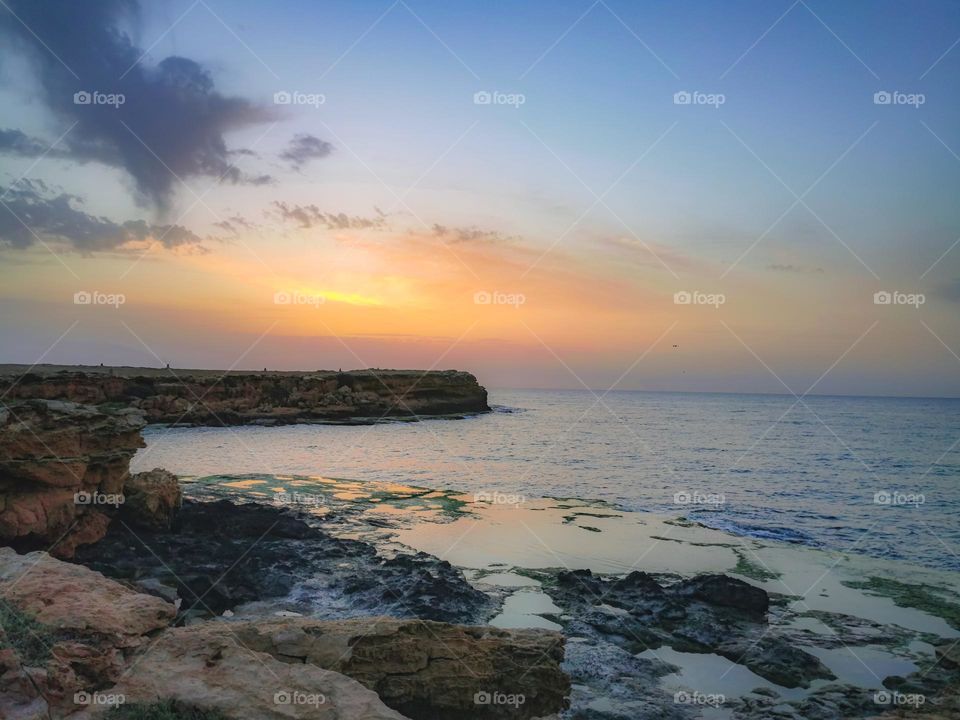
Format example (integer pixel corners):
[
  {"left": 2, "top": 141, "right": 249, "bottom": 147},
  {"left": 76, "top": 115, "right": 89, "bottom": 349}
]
[
  {"left": 0, "top": 181, "right": 203, "bottom": 252},
  {"left": 767, "top": 264, "right": 825, "bottom": 274},
  {"left": 0, "top": 0, "right": 275, "bottom": 211},
  {"left": 273, "top": 202, "right": 386, "bottom": 230},
  {"left": 279, "top": 134, "right": 333, "bottom": 169}
]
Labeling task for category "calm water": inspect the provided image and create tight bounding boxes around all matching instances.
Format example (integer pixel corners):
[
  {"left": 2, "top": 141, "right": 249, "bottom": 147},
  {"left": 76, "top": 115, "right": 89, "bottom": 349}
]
[{"left": 133, "top": 390, "right": 960, "bottom": 571}]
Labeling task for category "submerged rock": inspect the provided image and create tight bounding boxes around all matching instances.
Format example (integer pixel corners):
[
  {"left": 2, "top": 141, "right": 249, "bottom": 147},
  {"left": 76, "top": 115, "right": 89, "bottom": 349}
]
[{"left": 546, "top": 568, "right": 834, "bottom": 690}]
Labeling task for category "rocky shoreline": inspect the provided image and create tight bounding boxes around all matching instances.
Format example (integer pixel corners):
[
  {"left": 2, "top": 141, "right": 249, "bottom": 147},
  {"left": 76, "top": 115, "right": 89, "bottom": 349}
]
[
  {"left": 0, "top": 365, "right": 490, "bottom": 426},
  {"left": 2, "top": 387, "right": 960, "bottom": 718}
]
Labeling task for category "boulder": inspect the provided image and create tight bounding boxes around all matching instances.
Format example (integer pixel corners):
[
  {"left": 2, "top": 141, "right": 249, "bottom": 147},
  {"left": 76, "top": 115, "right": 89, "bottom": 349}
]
[
  {"left": 120, "top": 468, "right": 182, "bottom": 530},
  {"left": 89, "top": 624, "right": 410, "bottom": 720},
  {"left": 230, "top": 617, "right": 570, "bottom": 720},
  {"left": 675, "top": 574, "right": 770, "bottom": 616},
  {"left": 0, "top": 548, "right": 175, "bottom": 718}
]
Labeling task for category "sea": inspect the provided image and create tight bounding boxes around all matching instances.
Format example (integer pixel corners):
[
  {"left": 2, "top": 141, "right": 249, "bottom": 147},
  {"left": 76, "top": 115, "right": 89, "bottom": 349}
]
[{"left": 132, "top": 389, "right": 960, "bottom": 572}]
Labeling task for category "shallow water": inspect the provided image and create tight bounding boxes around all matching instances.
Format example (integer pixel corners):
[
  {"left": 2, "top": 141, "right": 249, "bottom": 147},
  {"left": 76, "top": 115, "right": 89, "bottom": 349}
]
[
  {"left": 134, "top": 389, "right": 960, "bottom": 571},
  {"left": 171, "top": 471, "right": 960, "bottom": 714}
]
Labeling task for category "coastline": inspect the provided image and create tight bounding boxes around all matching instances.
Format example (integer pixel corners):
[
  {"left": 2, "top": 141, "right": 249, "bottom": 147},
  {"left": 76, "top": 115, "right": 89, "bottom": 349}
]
[
  {"left": 0, "top": 365, "right": 491, "bottom": 425},
  {"left": 2, "top": 384, "right": 959, "bottom": 718},
  {"left": 145, "top": 471, "right": 960, "bottom": 718}
]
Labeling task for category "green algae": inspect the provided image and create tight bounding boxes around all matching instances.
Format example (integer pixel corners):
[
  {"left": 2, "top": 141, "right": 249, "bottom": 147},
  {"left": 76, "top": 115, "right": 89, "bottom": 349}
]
[
  {"left": 842, "top": 577, "right": 960, "bottom": 630},
  {"left": 732, "top": 550, "right": 782, "bottom": 581}
]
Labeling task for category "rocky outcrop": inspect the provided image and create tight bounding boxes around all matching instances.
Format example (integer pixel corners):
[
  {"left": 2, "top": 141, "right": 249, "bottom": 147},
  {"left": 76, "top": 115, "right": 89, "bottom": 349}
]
[
  {"left": 98, "top": 626, "right": 409, "bottom": 720},
  {"left": 0, "top": 549, "right": 569, "bottom": 720},
  {"left": 0, "top": 548, "right": 175, "bottom": 718},
  {"left": 74, "top": 499, "right": 495, "bottom": 624},
  {"left": 0, "top": 365, "right": 490, "bottom": 426},
  {"left": 119, "top": 468, "right": 182, "bottom": 531},
  {"left": 546, "top": 568, "right": 835, "bottom": 689},
  {"left": 0, "top": 401, "right": 145, "bottom": 558},
  {"left": 230, "top": 617, "right": 569, "bottom": 720}
]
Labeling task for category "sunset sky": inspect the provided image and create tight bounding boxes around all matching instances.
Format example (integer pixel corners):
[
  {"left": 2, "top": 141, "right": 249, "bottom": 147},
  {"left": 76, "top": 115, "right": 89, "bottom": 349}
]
[{"left": 1, "top": 0, "right": 959, "bottom": 395}]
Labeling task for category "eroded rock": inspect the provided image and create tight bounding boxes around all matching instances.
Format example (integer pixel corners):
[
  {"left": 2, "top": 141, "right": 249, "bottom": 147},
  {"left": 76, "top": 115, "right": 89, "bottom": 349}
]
[
  {"left": 0, "top": 547, "right": 175, "bottom": 718},
  {"left": 546, "top": 569, "right": 834, "bottom": 689},
  {"left": 74, "top": 499, "right": 495, "bottom": 624},
  {"left": 0, "top": 367, "right": 490, "bottom": 425},
  {"left": 229, "top": 616, "right": 570, "bottom": 720},
  {"left": 119, "top": 468, "right": 182, "bottom": 531},
  {"left": 0, "top": 401, "right": 145, "bottom": 557},
  {"left": 91, "top": 624, "right": 409, "bottom": 720}
]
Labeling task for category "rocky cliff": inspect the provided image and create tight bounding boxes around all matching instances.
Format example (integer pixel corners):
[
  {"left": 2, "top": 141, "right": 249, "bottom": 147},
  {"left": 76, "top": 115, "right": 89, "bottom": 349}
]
[
  {"left": 0, "top": 365, "right": 490, "bottom": 426},
  {"left": 0, "top": 400, "right": 146, "bottom": 558}
]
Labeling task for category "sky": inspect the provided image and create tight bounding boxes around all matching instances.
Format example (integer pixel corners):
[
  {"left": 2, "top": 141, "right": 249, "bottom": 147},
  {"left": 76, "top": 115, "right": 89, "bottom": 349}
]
[{"left": 1, "top": 0, "right": 959, "bottom": 396}]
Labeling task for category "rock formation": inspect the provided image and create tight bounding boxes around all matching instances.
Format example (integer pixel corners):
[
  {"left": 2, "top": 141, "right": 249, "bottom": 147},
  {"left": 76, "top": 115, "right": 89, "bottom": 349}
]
[
  {"left": 119, "top": 468, "right": 182, "bottom": 531},
  {"left": 0, "top": 400, "right": 145, "bottom": 558},
  {"left": 0, "top": 547, "right": 174, "bottom": 719},
  {"left": 0, "top": 365, "right": 490, "bottom": 426},
  {"left": 0, "top": 549, "right": 569, "bottom": 720},
  {"left": 229, "top": 616, "right": 569, "bottom": 720},
  {"left": 74, "top": 499, "right": 495, "bottom": 624},
  {"left": 546, "top": 568, "right": 834, "bottom": 689}
]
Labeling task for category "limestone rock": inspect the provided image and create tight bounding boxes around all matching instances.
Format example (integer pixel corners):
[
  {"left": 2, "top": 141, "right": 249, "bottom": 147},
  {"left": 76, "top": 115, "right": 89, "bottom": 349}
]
[
  {"left": 0, "top": 548, "right": 175, "bottom": 718},
  {"left": 228, "top": 616, "right": 570, "bottom": 720},
  {"left": 120, "top": 468, "right": 182, "bottom": 530},
  {"left": 0, "top": 400, "right": 145, "bottom": 557},
  {"left": 94, "top": 624, "right": 410, "bottom": 720},
  {"left": 0, "top": 367, "right": 490, "bottom": 426},
  {"left": 0, "top": 547, "right": 174, "bottom": 644}
]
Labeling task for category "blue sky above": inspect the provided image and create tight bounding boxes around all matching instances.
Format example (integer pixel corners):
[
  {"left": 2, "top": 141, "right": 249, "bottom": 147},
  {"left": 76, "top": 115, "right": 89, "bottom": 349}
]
[{"left": 1, "top": 0, "right": 959, "bottom": 395}]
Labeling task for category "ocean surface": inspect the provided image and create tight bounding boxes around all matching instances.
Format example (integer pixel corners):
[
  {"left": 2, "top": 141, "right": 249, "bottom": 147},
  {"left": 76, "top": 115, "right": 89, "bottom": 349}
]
[{"left": 133, "top": 389, "right": 960, "bottom": 572}]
